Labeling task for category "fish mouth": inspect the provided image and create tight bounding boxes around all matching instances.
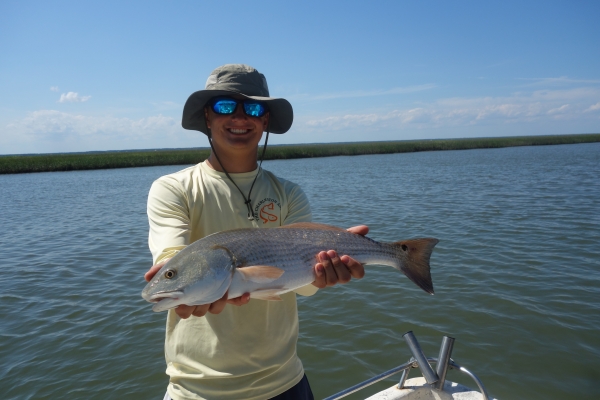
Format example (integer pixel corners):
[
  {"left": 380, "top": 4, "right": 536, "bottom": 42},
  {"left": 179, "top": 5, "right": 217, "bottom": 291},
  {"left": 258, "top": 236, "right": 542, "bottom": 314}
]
[
  {"left": 146, "top": 291, "right": 184, "bottom": 302},
  {"left": 146, "top": 291, "right": 185, "bottom": 312}
]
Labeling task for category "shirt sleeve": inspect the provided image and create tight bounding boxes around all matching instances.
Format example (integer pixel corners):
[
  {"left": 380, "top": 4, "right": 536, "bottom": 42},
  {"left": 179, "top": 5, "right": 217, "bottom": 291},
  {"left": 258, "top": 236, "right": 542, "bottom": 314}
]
[
  {"left": 147, "top": 177, "right": 193, "bottom": 264},
  {"left": 282, "top": 183, "right": 312, "bottom": 225}
]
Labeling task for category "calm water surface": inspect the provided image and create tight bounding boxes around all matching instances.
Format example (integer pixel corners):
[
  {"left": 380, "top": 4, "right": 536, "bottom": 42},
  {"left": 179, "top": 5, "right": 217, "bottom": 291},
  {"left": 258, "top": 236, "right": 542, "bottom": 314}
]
[{"left": 1, "top": 143, "right": 599, "bottom": 399}]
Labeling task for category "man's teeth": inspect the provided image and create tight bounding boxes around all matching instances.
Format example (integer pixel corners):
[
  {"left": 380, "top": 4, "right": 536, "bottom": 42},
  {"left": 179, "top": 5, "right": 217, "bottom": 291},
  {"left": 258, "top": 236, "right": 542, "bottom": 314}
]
[{"left": 229, "top": 129, "right": 248, "bottom": 134}]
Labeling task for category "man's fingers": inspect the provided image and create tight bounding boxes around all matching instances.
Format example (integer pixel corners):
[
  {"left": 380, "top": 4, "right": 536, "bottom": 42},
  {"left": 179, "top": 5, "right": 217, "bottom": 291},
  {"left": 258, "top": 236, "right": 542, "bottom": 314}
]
[
  {"left": 173, "top": 292, "right": 252, "bottom": 319},
  {"left": 311, "top": 224, "right": 367, "bottom": 287},
  {"left": 144, "top": 258, "right": 171, "bottom": 282},
  {"left": 208, "top": 294, "right": 228, "bottom": 315},
  {"left": 347, "top": 225, "right": 369, "bottom": 236},
  {"left": 316, "top": 250, "right": 352, "bottom": 286},
  {"left": 227, "top": 292, "right": 251, "bottom": 306},
  {"left": 327, "top": 250, "right": 352, "bottom": 284},
  {"left": 340, "top": 255, "right": 366, "bottom": 279},
  {"left": 176, "top": 304, "right": 205, "bottom": 319},
  {"left": 144, "top": 263, "right": 164, "bottom": 282},
  {"left": 319, "top": 251, "right": 338, "bottom": 286},
  {"left": 312, "top": 259, "right": 327, "bottom": 289}
]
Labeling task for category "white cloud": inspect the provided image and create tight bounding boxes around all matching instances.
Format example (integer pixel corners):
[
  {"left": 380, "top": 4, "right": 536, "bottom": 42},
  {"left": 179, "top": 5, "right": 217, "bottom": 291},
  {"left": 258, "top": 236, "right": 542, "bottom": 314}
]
[
  {"left": 584, "top": 102, "right": 600, "bottom": 112},
  {"left": 298, "top": 87, "right": 600, "bottom": 132},
  {"left": 59, "top": 92, "right": 91, "bottom": 103},
  {"left": 7, "top": 110, "right": 179, "bottom": 139},
  {"left": 310, "top": 84, "right": 437, "bottom": 100},
  {"left": 50, "top": 86, "right": 59, "bottom": 92},
  {"left": 1, "top": 110, "right": 206, "bottom": 154},
  {"left": 287, "top": 84, "right": 436, "bottom": 102},
  {"left": 547, "top": 104, "right": 570, "bottom": 115},
  {"left": 0, "top": 110, "right": 202, "bottom": 154},
  {"left": 518, "top": 76, "right": 600, "bottom": 86},
  {"left": 3, "top": 83, "right": 598, "bottom": 154}
]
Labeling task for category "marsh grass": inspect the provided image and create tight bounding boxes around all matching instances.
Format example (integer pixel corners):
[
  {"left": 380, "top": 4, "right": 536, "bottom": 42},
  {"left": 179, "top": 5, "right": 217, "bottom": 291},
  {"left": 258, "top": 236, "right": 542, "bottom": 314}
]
[
  {"left": 0, "top": 149, "right": 211, "bottom": 174},
  {"left": 1, "top": 133, "right": 598, "bottom": 174}
]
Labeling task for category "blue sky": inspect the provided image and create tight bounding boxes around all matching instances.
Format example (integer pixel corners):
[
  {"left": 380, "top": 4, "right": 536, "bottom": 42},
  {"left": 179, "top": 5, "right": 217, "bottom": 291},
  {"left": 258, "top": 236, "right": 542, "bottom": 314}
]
[{"left": 1, "top": 0, "right": 599, "bottom": 155}]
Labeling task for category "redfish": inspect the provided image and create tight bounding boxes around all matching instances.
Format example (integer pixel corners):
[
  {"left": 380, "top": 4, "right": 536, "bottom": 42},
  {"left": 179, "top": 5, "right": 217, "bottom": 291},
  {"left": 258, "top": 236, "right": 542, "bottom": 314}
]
[{"left": 142, "top": 222, "right": 438, "bottom": 311}]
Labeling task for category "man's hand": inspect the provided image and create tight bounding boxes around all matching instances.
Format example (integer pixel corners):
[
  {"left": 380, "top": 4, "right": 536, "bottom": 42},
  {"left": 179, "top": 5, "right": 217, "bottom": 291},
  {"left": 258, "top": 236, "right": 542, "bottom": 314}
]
[
  {"left": 172, "top": 292, "right": 251, "bottom": 319},
  {"left": 144, "top": 258, "right": 251, "bottom": 319},
  {"left": 312, "top": 225, "right": 368, "bottom": 289}
]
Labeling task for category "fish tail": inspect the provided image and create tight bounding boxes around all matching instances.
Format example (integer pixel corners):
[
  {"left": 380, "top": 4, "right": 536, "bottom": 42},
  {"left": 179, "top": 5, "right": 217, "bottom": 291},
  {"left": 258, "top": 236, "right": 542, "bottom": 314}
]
[{"left": 393, "top": 238, "right": 438, "bottom": 295}]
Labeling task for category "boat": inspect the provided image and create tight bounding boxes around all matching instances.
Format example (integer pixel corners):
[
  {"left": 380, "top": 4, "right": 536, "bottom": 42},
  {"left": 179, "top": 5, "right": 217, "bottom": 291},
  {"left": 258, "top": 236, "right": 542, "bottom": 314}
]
[{"left": 324, "top": 331, "right": 496, "bottom": 400}]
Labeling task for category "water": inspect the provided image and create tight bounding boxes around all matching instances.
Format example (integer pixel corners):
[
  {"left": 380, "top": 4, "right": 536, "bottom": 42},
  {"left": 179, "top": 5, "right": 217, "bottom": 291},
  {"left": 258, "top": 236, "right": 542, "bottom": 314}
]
[{"left": 1, "top": 143, "right": 599, "bottom": 399}]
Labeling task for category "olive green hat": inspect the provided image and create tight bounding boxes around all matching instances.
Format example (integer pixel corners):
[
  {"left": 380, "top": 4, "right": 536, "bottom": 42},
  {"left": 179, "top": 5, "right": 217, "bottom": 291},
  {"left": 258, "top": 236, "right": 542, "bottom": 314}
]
[{"left": 182, "top": 64, "right": 293, "bottom": 135}]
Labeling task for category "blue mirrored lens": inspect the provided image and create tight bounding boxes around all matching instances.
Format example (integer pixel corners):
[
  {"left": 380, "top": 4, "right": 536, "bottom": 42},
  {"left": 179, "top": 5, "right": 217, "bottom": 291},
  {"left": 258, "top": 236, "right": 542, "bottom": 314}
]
[
  {"left": 244, "top": 102, "right": 266, "bottom": 117},
  {"left": 212, "top": 100, "right": 237, "bottom": 114}
]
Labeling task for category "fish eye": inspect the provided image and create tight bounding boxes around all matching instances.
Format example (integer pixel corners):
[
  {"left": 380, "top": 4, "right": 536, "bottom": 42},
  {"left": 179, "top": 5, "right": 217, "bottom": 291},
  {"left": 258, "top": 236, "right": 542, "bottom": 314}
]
[{"left": 164, "top": 269, "right": 177, "bottom": 279}]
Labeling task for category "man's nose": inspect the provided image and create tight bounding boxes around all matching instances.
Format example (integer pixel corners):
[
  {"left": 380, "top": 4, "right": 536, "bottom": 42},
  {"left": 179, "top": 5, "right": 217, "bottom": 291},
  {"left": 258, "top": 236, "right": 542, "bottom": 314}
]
[{"left": 230, "top": 104, "right": 247, "bottom": 119}]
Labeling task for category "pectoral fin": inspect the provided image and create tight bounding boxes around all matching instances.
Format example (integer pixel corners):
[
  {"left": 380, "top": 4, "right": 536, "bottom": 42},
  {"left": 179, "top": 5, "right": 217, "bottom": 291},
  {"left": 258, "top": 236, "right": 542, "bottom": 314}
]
[
  {"left": 237, "top": 266, "right": 285, "bottom": 283},
  {"left": 251, "top": 289, "right": 284, "bottom": 301}
]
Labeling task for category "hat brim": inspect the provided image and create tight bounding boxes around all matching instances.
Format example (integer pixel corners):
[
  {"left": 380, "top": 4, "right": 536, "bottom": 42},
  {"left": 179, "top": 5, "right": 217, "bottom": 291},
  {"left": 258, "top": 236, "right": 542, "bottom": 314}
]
[{"left": 182, "top": 90, "right": 293, "bottom": 135}]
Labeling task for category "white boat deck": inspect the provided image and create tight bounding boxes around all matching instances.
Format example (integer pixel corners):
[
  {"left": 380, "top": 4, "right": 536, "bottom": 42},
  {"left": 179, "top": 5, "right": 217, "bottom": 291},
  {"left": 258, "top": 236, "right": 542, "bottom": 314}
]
[{"left": 366, "top": 377, "right": 496, "bottom": 400}]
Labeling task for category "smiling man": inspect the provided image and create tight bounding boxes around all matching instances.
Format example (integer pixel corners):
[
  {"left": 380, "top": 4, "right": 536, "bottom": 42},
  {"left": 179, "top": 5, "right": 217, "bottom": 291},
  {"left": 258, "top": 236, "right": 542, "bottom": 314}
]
[{"left": 144, "top": 64, "right": 366, "bottom": 400}]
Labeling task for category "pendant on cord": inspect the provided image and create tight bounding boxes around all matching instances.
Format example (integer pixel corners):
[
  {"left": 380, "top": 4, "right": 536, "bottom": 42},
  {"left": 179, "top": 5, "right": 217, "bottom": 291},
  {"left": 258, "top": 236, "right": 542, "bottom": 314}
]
[{"left": 245, "top": 199, "right": 255, "bottom": 220}]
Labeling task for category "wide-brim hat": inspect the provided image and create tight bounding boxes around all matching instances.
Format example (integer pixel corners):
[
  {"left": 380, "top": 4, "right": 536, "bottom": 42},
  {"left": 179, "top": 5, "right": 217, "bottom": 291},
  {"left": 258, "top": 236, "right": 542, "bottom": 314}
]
[{"left": 182, "top": 64, "right": 293, "bottom": 135}]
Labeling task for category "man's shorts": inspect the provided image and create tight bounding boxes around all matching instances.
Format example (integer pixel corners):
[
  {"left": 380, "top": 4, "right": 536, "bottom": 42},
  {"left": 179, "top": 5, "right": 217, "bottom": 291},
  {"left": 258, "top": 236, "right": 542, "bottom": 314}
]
[{"left": 162, "top": 374, "right": 314, "bottom": 400}]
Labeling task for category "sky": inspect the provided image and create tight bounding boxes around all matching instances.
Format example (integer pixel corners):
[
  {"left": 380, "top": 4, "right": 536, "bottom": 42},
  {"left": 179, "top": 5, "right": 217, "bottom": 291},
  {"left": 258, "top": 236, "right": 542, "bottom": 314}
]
[{"left": 0, "top": 0, "right": 599, "bottom": 155}]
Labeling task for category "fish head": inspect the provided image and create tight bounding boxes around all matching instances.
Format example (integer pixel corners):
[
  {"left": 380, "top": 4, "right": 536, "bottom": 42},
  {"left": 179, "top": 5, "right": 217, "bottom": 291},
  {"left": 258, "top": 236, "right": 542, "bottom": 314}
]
[{"left": 141, "top": 245, "right": 235, "bottom": 312}]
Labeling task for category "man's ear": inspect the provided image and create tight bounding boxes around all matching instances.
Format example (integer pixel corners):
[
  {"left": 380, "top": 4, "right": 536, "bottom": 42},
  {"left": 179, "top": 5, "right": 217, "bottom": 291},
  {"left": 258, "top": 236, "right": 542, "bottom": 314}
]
[
  {"left": 204, "top": 108, "right": 211, "bottom": 129},
  {"left": 262, "top": 112, "right": 270, "bottom": 131}
]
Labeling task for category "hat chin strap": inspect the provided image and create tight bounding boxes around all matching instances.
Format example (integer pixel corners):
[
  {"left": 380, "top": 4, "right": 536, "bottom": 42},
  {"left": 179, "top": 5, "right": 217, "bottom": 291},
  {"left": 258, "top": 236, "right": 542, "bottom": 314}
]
[{"left": 206, "top": 125, "right": 270, "bottom": 221}]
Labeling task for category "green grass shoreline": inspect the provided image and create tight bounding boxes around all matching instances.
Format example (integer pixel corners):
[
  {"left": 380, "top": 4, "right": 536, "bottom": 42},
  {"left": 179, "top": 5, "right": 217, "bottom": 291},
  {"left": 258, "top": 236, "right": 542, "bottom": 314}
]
[{"left": 1, "top": 133, "right": 599, "bottom": 174}]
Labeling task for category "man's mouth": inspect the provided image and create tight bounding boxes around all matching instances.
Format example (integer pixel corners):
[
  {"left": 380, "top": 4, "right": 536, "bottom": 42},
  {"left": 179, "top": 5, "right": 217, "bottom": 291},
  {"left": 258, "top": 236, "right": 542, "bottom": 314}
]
[{"left": 228, "top": 128, "right": 249, "bottom": 134}]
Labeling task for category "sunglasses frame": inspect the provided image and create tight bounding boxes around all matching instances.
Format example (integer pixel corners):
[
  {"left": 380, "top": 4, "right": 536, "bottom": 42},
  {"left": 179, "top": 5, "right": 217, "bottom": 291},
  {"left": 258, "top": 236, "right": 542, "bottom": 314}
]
[{"left": 209, "top": 97, "right": 269, "bottom": 118}]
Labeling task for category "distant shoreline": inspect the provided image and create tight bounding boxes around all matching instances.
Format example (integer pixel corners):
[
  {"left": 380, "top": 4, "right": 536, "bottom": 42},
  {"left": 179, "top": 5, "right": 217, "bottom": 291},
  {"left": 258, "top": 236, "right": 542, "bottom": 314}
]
[{"left": 1, "top": 133, "right": 599, "bottom": 174}]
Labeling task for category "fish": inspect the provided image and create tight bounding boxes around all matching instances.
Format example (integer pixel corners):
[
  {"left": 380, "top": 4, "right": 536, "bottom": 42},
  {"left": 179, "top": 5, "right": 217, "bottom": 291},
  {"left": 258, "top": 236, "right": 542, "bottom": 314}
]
[{"left": 141, "top": 222, "right": 438, "bottom": 312}]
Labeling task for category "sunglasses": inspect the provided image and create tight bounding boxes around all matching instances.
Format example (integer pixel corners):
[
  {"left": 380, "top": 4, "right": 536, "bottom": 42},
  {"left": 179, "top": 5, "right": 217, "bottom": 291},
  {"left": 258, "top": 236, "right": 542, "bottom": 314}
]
[{"left": 210, "top": 97, "right": 268, "bottom": 118}]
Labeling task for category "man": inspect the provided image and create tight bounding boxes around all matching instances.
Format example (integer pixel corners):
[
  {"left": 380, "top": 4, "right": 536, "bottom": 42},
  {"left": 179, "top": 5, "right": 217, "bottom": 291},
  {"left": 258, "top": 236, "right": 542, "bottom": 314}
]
[{"left": 144, "top": 64, "right": 366, "bottom": 400}]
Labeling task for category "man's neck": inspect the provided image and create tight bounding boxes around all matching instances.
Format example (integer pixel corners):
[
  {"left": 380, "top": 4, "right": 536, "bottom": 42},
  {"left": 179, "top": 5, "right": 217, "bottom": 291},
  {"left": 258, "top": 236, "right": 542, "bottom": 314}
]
[{"left": 206, "top": 153, "right": 258, "bottom": 173}]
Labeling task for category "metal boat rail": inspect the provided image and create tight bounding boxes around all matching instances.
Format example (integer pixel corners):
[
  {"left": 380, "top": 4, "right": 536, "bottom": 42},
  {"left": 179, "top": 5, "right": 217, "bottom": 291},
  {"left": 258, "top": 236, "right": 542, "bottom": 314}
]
[{"left": 324, "top": 331, "right": 490, "bottom": 400}]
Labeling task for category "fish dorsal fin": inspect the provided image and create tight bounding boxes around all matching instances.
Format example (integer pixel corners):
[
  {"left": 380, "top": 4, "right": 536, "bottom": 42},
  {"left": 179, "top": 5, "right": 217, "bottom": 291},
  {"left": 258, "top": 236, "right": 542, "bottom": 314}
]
[
  {"left": 279, "top": 222, "right": 346, "bottom": 232},
  {"left": 251, "top": 289, "right": 283, "bottom": 301},
  {"left": 237, "top": 266, "right": 285, "bottom": 283}
]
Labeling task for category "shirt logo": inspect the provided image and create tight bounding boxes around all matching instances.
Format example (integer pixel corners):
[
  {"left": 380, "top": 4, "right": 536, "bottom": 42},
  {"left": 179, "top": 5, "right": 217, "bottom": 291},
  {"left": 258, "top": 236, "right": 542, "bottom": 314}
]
[
  {"left": 260, "top": 203, "right": 278, "bottom": 223},
  {"left": 254, "top": 197, "right": 281, "bottom": 224}
]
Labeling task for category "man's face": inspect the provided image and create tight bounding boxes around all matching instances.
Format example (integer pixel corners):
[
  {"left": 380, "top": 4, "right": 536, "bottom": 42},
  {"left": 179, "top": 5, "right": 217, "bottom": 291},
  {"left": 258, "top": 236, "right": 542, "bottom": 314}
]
[{"left": 204, "top": 96, "right": 269, "bottom": 153}]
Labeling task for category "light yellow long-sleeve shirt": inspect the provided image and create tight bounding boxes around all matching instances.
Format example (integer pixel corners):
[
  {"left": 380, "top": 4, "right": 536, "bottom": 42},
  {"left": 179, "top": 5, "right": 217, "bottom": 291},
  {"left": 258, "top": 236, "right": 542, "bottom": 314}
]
[{"left": 147, "top": 161, "right": 316, "bottom": 400}]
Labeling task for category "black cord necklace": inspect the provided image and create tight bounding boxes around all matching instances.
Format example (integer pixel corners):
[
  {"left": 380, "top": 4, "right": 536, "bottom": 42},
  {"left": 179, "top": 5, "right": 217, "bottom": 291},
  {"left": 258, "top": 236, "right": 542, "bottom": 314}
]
[{"left": 207, "top": 131, "right": 270, "bottom": 221}]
